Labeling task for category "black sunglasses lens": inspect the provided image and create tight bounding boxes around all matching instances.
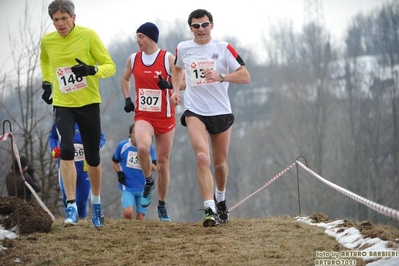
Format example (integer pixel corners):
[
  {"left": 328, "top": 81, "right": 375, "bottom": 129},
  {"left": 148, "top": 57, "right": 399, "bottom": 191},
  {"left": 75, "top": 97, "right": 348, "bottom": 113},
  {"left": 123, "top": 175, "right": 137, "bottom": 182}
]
[{"left": 192, "top": 22, "right": 210, "bottom": 29}]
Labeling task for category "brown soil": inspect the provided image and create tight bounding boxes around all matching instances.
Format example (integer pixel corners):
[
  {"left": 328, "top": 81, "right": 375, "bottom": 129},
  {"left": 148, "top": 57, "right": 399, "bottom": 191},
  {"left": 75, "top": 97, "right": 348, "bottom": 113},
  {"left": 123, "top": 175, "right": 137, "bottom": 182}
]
[{"left": 0, "top": 196, "right": 53, "bottom": 235}]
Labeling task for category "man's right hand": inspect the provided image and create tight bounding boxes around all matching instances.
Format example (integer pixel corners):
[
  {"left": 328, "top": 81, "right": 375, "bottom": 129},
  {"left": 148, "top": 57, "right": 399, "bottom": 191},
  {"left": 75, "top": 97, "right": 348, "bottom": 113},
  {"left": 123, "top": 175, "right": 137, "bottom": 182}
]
[
  {"left": 52, "top": 147, "right": 61, "bottom": 159},
  {"left": 124, "top": 97, "right": 135, "bottom": 113},
  {"left": 170, "top": 91, "right": 181, "bottom": 107},
  {"left": 41, "top": 81, "right": 53, "bottom": 104},
  {"left": 117, "top": 171, "right": 126, "bottom": 185}
]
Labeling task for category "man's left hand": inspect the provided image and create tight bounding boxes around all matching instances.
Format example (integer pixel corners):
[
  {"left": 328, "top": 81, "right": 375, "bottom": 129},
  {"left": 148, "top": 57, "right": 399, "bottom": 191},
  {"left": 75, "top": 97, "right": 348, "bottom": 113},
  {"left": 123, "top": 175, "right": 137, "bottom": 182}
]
[{"left": 71, "top": 58, "right": 97, "bottom": 77}]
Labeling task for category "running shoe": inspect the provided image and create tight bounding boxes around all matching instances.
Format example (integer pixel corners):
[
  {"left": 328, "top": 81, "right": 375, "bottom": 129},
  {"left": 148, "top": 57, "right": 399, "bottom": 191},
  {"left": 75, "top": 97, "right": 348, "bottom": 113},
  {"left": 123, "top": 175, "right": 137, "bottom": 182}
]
[
  {"left": 140, "top": 181, "right": 155, "bottom": 207},
  {"left": 215, "top": 198, "right": 230, "bottom": 223},
  {"left": 203, "top": 207, "right": 219, "bottom": 227},
  {"left": 91, "top": 203, "right": 104, "bottom": 229},
  {"left": 158, "top": 206, "right": 172, "bottom": 222},
  {"left": 63, "top": 206, "right": 78, "bottom": 227}
]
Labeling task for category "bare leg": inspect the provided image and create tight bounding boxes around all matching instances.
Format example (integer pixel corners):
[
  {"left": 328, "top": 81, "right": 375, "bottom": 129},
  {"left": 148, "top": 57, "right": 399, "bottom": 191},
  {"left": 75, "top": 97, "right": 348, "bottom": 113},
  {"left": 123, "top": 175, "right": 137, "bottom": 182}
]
[
  {"left": 60, "top": 159, "right": 77, "bottom": 200},
  {"left": 135, "top": 120, "right": 154, "bottom": 178},
  {"left": 87, "top": 163, "right": 102, "bottom": 196},
  {"left": 210, "top": 127, "right": 232, "bottom": 192},
  {"left": 154, "top": 128, "right": 175, "bottom": 201},
  {"left": 186, "top": 117, "right": 214, "bottom": 202}
]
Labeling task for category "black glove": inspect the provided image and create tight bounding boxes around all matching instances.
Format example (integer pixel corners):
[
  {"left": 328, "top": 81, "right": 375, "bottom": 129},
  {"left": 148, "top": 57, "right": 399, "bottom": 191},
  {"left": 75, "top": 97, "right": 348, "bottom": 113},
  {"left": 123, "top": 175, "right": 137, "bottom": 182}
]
[
  {"left": 71, "top": 58, "right": 97, "bottom": 77},
  {"left": 117, "top": 171, "right": 126, "bottom": 185},
  {"left": 124, "top": 97, "right": 135, "bottom": 113},
  {"left": 41, "top": 81, "right": 53, "bottom": 104},
  {"left": 157, "top": 75, "right": 172, "bottom": 90}
]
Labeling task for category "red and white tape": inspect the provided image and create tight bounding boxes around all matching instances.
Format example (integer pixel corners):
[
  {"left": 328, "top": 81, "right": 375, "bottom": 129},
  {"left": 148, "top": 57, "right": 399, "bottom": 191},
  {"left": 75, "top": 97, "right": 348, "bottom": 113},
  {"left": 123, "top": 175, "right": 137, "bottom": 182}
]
[{"left": 296, "top": 160, "right": 399, "bottom": 221}]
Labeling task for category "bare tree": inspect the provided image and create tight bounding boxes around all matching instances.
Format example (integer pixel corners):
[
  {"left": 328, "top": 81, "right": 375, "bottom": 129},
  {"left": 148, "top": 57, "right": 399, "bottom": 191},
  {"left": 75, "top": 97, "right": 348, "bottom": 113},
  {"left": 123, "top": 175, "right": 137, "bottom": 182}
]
[{"left": 0, "top": 0, "right": 62, "bottom": 217}]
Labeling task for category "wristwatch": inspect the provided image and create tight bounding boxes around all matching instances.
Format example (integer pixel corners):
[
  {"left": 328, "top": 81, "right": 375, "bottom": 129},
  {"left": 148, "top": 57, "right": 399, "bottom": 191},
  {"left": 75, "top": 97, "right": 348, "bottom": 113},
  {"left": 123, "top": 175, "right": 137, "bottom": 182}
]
[{"left": 220, "top": 73, "right": 226, "bottom": 82}]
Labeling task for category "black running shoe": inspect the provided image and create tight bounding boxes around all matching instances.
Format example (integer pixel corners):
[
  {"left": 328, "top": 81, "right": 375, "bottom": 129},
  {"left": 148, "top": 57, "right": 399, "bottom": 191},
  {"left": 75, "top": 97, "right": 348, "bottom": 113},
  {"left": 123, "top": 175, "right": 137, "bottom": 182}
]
[
  {"left": 140, "top": 181, "right": 155, "bottom": 207},
  {"left": 215, "top": 198, "right": 229, "bottom": 223},
  {"left": 158, "top": 206, "right": 172, "bottom": 222},
  {"left": 203, "top": 207, "right": 219, "bottom": 227}
]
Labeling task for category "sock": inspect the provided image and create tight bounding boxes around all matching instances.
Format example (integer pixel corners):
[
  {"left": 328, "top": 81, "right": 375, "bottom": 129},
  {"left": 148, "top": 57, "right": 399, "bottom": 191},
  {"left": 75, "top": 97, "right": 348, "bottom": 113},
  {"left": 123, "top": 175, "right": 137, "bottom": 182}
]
[
  {"left": 215, "top": 188, "right": 226, "bottom": 202},
  {"left": 158, "top": 200, "right": 166, "bottom": 208},
  {"left": 145, "top": 175, "right": 153, "bottom": 184},
  {"left": 66, "top": 199, "right": 76, "bottom": 205},
  {"left": 90, "top": 193, "right": 101, "bottom": 204},
  {"left": 204, "top": 200, "right": 216, "bottom": 213}
]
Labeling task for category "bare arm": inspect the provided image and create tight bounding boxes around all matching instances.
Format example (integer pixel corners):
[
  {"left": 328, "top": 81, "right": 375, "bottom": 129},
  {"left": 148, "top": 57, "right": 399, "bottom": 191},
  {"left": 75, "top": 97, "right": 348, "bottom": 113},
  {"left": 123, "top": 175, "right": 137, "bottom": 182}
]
[
  {"left": 151, "top": 162, "right": 157, "bottom": 172},
  {"left": 111, "top": 160, "right": 121, "bottom": 173},
  {"left": 121, "top": 56, "right": 133, "bottom": 98},
  {"left": 170, "top": 65, "right": 185, "bottom": 106},
  {"left": 167, "top": 53, "right": 185, "bottom": 90},
  {"left": 224, "top": 65, "right": 251, "bottom": 84},
  {"left": 204, "top": 65, "right": 251, "bottom": 84},
  {"left": 172, "top": 65, "right": 185, "bottom": 93}
]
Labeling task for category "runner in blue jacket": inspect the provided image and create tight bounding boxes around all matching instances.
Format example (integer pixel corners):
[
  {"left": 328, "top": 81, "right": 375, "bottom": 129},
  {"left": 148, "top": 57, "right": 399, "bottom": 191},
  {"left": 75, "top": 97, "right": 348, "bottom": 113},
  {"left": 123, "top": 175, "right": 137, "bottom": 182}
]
[
  {"left": 49, "top": 122, "right": 106, "bottom": 218},
  {"left": 111, "top": 123, "right": 157, "bottom": 220}
]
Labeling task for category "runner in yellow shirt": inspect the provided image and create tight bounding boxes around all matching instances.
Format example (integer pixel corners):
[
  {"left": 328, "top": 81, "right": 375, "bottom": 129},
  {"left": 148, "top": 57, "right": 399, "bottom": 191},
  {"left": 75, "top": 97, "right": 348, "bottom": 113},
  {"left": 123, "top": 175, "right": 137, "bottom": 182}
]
[{"left": 40, "top": 0, "right": 116, "bottom": 229}]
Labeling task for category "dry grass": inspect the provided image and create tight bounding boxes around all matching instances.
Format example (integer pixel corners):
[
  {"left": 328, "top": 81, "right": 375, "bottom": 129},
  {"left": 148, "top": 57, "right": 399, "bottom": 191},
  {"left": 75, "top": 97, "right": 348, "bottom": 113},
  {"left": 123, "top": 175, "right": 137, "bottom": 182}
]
[{"left": 1, "top": 215, "right": 399, "bottom": 266}]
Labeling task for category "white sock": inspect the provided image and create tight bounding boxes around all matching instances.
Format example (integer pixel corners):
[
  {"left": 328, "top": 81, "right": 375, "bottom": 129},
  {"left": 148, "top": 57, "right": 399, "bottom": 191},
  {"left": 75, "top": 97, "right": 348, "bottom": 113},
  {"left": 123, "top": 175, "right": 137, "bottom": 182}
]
[
  {"left": 204, "top": 200, "right": 216, "bottom": 213},
  {"left": 90, "top": 193, "right": 101, "bottom": 204},
  {"left": 215, "top": 188, "right": 226, "bottom": 202}
]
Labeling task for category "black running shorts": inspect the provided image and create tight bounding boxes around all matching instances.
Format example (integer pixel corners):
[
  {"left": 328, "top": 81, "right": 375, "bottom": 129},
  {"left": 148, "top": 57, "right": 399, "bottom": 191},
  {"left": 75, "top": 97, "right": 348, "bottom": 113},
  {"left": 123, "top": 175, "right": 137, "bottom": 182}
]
[{"left": 180, "top": 110, "right": 234, "bottom": 134}]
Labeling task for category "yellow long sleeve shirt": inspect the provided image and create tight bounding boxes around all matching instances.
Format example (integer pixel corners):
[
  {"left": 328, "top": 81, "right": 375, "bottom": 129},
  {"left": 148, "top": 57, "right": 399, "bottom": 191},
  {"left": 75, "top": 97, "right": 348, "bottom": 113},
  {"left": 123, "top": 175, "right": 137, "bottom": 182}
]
[{"left": 40, "top": 25, "right": 116, "bottom": 107}]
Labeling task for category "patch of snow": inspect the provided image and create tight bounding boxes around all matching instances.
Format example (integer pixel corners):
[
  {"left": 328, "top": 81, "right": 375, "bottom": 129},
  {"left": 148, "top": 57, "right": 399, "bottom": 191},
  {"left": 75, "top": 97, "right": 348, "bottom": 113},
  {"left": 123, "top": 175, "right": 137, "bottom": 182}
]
[
  {"left": 0, "top": 225, "right": 18, "bottom": 250},
  {"left": 297, "top": 216, "right": 399, "bottom": 265}
]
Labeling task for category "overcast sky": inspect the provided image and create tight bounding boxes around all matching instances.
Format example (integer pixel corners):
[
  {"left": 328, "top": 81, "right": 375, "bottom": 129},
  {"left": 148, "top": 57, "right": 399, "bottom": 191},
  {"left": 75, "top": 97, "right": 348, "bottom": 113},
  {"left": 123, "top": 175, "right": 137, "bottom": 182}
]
[{"left": 0, "top": 0, "right": 391, "bottom": 73}]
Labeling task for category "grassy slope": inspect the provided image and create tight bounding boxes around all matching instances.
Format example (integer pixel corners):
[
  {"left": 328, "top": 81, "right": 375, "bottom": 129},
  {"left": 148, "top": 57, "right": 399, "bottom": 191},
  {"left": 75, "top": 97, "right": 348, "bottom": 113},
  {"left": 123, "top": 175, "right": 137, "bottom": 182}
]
[{"left": 3, "top": 216, "right": 392, "bottom": 265}]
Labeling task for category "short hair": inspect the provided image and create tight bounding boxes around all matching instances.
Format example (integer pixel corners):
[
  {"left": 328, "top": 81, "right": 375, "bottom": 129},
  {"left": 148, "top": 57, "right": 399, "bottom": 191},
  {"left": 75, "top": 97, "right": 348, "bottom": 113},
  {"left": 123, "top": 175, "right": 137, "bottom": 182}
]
[
  {"left": 12, "top": 156, "right": 28, "bottom": 171},
  {"left": 129, "top": 123, "right": 135, "bottom": 135},
  {"left": 187, "top": 9, "right": 213, "bottom": 26},
  {"left": 48, "top": 0, "right": 75, "bottom": 19}
]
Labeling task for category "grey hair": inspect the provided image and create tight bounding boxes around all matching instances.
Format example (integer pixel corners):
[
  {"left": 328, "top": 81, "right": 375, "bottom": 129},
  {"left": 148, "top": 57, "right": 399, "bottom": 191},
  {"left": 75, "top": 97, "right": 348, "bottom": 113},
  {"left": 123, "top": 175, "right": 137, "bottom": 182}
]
[{"left": 48, "top": 0, "right": 75, "bottom": 19}]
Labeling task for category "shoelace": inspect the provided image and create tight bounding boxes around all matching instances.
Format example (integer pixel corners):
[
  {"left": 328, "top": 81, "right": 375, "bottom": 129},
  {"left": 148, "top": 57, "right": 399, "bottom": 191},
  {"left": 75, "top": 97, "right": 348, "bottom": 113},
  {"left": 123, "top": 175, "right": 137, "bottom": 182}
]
[
  {"left": 216, "top": 201, "right": 227, "bottom": 211},
  {"left": 92, "top": 205, "right": 103, "bottom": 217},
  {"left": 199, "top": 208, "right": 215, "bottom": 216},
  {"left": 143, "top": 185, "right": 152, "bottom": 197},
  {"left": 66, "top": 208, "right": 73, "bottom": 217},
  {"left": 158, "top": 208, "right": 169, "bottom": 218}
]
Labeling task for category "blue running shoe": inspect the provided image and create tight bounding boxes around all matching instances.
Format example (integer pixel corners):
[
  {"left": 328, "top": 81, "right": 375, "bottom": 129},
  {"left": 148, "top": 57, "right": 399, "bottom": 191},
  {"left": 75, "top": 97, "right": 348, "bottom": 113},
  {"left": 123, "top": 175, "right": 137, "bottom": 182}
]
[
  {"left": 203, "top": 207, "right": 219, "bottom": 227},
  {"left": 158, "top": 206, "right": 172, "bottom": 222},
  {"left": 91, "top": 203, "right": 104, "bottom": 229},
  {"left": 140, "top": 181, "right": 155, "bottom": 207},
  {"left": 63, "top": 206, "right": 78, "bottom": 227}
]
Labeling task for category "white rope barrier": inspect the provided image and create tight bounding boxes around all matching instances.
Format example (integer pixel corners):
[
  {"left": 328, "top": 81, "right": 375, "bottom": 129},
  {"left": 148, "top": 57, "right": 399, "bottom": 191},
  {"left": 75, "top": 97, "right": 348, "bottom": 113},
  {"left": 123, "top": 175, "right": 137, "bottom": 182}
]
[
  {"left": 1, "top": 131, "right": 55, "bottom": 220},
  {"left": 229, "top": 162, "right": 297, "bottom": 212},
  {"left": 0, "top": 132, "right": 12, "bottom": 142},
  {"left": 296, "top": 160, "right": 399, "bottom": 221}
]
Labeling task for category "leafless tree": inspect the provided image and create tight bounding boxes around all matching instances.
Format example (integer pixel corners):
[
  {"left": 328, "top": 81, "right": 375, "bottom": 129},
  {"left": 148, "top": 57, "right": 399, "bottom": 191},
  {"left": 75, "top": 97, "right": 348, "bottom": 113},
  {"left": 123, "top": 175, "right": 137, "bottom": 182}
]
[{"left": 0, "top": 0, "right": 62, "bottom": 217}]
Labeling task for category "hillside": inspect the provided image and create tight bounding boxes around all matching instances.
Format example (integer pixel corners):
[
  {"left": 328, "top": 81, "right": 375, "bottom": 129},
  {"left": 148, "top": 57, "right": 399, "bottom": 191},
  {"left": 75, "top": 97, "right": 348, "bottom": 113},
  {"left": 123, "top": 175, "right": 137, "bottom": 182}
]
[{"left": 1, "top": 213, "right": 399, "bottom": 265}]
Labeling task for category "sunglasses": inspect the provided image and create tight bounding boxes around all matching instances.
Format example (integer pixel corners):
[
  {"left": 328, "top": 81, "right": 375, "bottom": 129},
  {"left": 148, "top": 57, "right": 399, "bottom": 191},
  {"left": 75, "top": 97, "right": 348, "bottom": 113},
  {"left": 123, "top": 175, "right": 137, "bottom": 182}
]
[{"left": 191, "top": 21, "right": 211, "bottom": 29}]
